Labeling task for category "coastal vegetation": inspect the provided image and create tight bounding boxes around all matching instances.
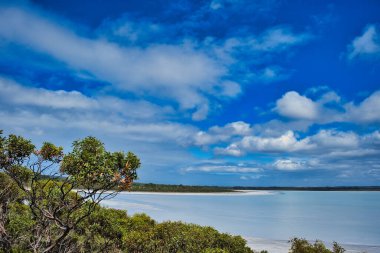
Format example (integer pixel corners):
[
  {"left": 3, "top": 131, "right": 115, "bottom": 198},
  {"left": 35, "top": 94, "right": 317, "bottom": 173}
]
[
  {"left": 0, "top": 131, "right": 252, "bottom": 252},
  {"left": 0, "top": 131, "right": 348, "bottom": 252}
]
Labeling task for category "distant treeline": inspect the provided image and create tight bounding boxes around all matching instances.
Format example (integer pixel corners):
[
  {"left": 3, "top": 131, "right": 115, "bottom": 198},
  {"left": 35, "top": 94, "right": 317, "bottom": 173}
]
[
  {"left": 129, "top": 183, "right": 380, "bottom": 192},
  {"left": 232, "top": 186, "right": 380, "bottom": 191},
  {"left": 39, "top": 176, "right": 380, "bottom": 192},
  {"left": 130, "top": 183, "right": 234, "bottom": 192}
]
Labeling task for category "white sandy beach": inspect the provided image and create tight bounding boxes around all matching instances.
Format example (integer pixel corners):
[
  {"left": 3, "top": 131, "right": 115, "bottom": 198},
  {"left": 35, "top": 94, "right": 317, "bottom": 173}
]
[{"left": 115, "top": 190, "right": 275, "bottom": 196}]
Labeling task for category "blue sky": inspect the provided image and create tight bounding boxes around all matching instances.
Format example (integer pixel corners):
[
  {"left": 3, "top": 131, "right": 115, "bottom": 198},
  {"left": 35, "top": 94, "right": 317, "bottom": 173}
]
[{"left": 0, "top": 0, "right": 380, "bottom": 186}]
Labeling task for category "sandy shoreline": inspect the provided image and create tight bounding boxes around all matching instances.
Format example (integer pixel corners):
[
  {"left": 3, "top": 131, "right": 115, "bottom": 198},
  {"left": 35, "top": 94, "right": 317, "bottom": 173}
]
[{"left": 115, "top": 190, "right": 275, "bottom": 196}]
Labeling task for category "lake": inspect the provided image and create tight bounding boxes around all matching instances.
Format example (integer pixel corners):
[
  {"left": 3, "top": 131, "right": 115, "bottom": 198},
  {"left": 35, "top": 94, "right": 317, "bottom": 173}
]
[{"left": 102, "top": 191, "right": 380, "bottom": 253}]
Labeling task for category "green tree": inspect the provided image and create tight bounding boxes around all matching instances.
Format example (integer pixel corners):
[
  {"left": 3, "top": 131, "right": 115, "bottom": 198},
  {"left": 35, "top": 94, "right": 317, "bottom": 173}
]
[
  {"left": 0, "top": 131, "right": 140, "bottom": 252},
  {"left": 289, "top": 238, "right": 345, "bottom": 253}
]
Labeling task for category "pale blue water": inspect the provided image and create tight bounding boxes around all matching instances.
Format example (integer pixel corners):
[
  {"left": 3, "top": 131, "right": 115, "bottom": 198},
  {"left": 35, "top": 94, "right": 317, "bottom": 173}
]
[{"left": 103, "top": 191, "right": 380, "bottom": 248}]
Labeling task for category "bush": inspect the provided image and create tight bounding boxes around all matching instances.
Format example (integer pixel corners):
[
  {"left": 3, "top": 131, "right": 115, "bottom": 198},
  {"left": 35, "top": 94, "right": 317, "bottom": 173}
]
[{"left": 289, "top": 238, "right": 345, "bottom": 253}]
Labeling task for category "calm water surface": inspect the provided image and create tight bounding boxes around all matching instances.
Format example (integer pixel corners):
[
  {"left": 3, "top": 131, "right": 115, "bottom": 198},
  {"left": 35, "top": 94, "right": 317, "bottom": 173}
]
[{"left": 103, "top": 191, "right": 380, "bottom": 247}]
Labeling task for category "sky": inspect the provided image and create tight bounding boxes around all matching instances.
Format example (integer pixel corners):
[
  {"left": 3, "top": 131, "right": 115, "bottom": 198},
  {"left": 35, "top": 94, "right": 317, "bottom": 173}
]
[{"left": 0, "top": 0, "right": 380, "bottom": 186}]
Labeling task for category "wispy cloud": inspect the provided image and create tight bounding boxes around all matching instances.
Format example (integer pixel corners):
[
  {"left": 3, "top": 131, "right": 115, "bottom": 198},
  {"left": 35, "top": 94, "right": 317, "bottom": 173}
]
[
  {"left": 0, "top": 6, "right": 231, "bottom": 120},
  {"left": 181, "top": 161, "right": 262, "bottom": 175},
  {"left": 347, "top": 24, "right": 380, "bottom": 60}
]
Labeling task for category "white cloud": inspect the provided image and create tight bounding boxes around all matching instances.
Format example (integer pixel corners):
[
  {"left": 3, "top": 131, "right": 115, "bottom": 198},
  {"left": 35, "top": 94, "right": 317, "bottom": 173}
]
[
  {"left": 203, "top": 26, "right": 311, "bottom": 84},
  {"left": 0, "top": 77, "right": 174, "bottom": 121},
  {"left": 344, "top": 91, "right": 380, "bottom": 123},
  {"left": 211, "top": 121, "right": 252, "bottom": 136},
  {"left": 105, "top": 19, "right": 162, "bottom": 44},
  {"left": 256, "top": 66, "right": 291, "bottom": 82},
  {"left": 0, "top": 77, "right": 96, "bottom": 109},
  {"left": 362, "top": 131, "right": 380, "bottom": 146},
  {"left": 275, "top": 91, "right": 319, "bottom": 120},
  {"left": 213, "top": 26, "right": 311, "bottom": 59},
  {"left": 0, "top": 4, "right": 314, "bottom": 121},
  {"left": 273, "top": 158, "right": 320, "bottom": 171},
  {"left": 191, "top": 103, "right": 210, "bottom": 121},
  {"left": 213, "top": 128, "right": 380, "bottom": 159},
  {"left": 309, "top": 129, "right": 359, "bottom": 149},
  {"left": 250, "top": 26, "right": 311, "bottom": 52},
  {"left": 194, "top": 121, "right": 252, "bottom": 146},
  {"left": 0, "top": 6, "right": 234, "bottom": 119},
  {"left": 216, "top": 130, "right": 313, "bottom": 156},
  {"left": 0, "top": 77, "right": 199, "bottom": 146},
  {"left": 209, "top": 0, "right": 223, "bottom": 10},
  {"left": 0, "top": 96, "right": 199, "bottom": 182},
  {"left": 318, "top": 91, "right": 341, "bottom": 104},
  {"left": 240, "top": 130, "right": 312, "bottom": 152},
  {"left": 214, "top": 143, "right": 244, "bottom": 156},
  {"left": 182, "top": 162, "right": 261, "bottom": 174},
  {"left": 275, "top": 89, "right": 380, "bottom": 124},
  {"left": 218, "top": 81, "right": 242, "bottom": 98},
  {"left": 240, "top": 175, "right": 263, "bottom": 180},
  {"left": 273, "top": 159, "right": 303, "bottom": 171},
  {"left": 347, "top": 25, "right": 380, "bottom": 60}
]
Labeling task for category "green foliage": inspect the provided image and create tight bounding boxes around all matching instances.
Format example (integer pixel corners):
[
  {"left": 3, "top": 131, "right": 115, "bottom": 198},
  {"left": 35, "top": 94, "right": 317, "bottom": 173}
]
[
  {"left": 0, "top": 132, "right": 141, "bottom": 252},
  {"left": 5, "top": 165, "right": 32, "bottom": 183},
  {"left": 6, "top": 203, "right": 34, "bottom": 248},
  {"left": 332, "top": 242, "right": 345, "bottom": 253},
  {"left": 0, "top": 172, "right": 29, "bottom": 251},
  {"left": 68, "top": 208, "right": 254, "bottom": 253},
  {"left": 0, "top": 172, "right": 23, "bottom": 203},
  {"left": 289, "top": 238, "right": 345, "bottom": 253},
  {"left": 38, "top": 142, "right": 64, "bottom": 162},
  {"left": 72, "top": 207, "right": 129, "bottom": 252},
  {"left": 203, "top": 249, "right": 229, "bottom": 253},
  {"left": 61, "top": 137, "right": 140, "bottom": 190},
  {"left": 63, "top": 207, "right": 252, "bottom": 253},
  {"left": 0, "top": 134, "right": 35, "bottom": 167}
]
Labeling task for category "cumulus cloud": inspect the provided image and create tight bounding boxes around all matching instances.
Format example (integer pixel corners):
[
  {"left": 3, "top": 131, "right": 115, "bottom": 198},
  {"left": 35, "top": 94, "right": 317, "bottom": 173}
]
[
  {"left": 215, "top": 130, "right": 313, "bottom": 156},
  {"left": 214, "top": 128, "right": 380, "bottom": 159},
  {"left": 194, "top": 121, "right": 252, "bottom": 146},
  {"left": 273, "top": 159, "right": 303, "bottom": 171},
  {"left": 272, "top": 158, "right": 321, "bottom": 171},
  {"left": 309, "top": 129, "right": 359, "bottom": 149},
  {"left": 347, "top": 25, "right": 380, "bottom": 60},
  {"left": 274, "top": 89, "right": 380, "bottom": 124},
  {"left": 344, "top": 91, "right": 380, "bottom": 123},
  {"left": 275, "top": 91, "right": 319, "bottom": 120}
]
